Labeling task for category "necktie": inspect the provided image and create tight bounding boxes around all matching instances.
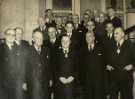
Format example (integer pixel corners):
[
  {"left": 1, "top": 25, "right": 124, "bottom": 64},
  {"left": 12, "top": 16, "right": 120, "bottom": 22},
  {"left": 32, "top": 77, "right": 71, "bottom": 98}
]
[
  {"left": 117, "top": 43, "right": 120, "bottom": 54},
  {"left": 37, "top": 48, "right": 41, "bottom": 54}
]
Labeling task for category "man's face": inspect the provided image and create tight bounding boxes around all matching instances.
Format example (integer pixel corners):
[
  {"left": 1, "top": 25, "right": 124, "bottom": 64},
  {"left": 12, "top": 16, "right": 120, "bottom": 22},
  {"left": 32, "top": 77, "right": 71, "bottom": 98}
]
[
  {"left": 62, "top": 17, "right": 68, "bottom": 25},
  {"left": 72, "top": 15, "right": 79, "bottom": 24},
  {"left": 99, "top": 13, "right": 105, "bottom": 23},
  {"left": 86, "top": 32, "right": 95, "bottom": 44},
  {"left": 85, "top": 9, "right": 92, "bottom": 17},
  {"left": 86, "top": 21, "right": 95, "bottom": 31},
  {"left": 38, "top": 18, "right": 45, "bottom": 28},
  {"left": 65, "top": 23, "right": 73, "bottom": 33},
  {"left": 15, "top": 29, "right": 23, "bottom": 41},
  {"left": 5, "top": 29, "right": 16, "bottom": 44},
  {"left": 114, "top": 28, "right": 125, "bottom": 42},
  {"left": 108, "top": 8, "right": 115, "bottom": 17},
  {"left": 46, "top": 9, "right": 53, "bottom": 17},
  {"left": 56, "top": 17, "right": 62, "bottom": 25},
  {"left": 48, "top": 27, "right": 56, "bottom": 39},
  {"left": 33, "top": 32, "right": 43, "bottom": 47},
  {"left": 61, "top": 36, "right": 70, "bottom": 49},
  {"left": 106, "top": 23, "right": 114, "bottom": 33},
  {"left": 83, "top": 14, "right": 89, "bottom": 23}
]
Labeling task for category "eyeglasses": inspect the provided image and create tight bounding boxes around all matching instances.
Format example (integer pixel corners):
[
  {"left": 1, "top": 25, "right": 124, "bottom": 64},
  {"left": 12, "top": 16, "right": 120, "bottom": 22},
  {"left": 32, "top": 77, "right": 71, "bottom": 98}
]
[{"left": 6, "top": 33, "right": 15, "bottom": 37}]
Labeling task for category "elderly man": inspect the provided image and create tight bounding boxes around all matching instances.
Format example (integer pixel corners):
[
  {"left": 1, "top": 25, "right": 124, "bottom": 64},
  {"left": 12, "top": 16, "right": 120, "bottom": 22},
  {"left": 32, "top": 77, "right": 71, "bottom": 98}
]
[
  {"left": 80, "top": 31, "right": 105, "bottom": 99},
  {"left": 33, "top": 17, "right": 49, "bottom": 41},
  {"left": 106, "top": 27, "right": 135, "bottom": 99},
  {"left": 14, "top": 27, "right": 29, "bottom": 48},
  {"left": 28, "top": 30, "right": 50, "bottom": 99},
  {"left": 0, "top": 28, "right": 30, "bottom": 99},
  {"left": 107, "top": 8, "right": 122, "bottom": 28}
]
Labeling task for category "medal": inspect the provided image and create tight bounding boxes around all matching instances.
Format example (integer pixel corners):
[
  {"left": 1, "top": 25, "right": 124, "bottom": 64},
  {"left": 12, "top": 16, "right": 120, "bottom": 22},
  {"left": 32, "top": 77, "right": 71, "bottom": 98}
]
[
  {"left": 65, "top": 53, "right": 68, "bottom": 58},
  {"left": 117, "top": 48, "right": 120, "bottom": 54}
]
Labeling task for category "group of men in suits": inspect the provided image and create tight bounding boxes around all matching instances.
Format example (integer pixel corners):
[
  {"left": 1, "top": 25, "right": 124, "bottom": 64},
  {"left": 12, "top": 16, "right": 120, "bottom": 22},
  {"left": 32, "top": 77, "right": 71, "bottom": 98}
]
[{"left": 0, "top": 7, "right": 135, "bottom": 99}]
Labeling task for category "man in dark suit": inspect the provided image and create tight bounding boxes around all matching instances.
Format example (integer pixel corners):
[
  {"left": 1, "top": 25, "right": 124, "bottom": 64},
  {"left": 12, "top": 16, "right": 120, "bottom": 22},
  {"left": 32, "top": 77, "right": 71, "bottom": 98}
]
[
  {"left": 33, "top": 17, "right": 49, "bottom": 41},
  {"left": 55, "top": 16, "right": 65, "bottom": 38},
  {"left": 0, "top": 28, "right": 30, "bottom": 99},
  {"left": 94, "top": 12, "right": 107, "bottom": 43},
  {"left": 45, "top": 27, "right": 60, "bottom": 98},
  {"left": 106, "top": 27, "right": 135, "bottom": 99},
  {"left": 103, "top": 22, "right": 115, "bottom": 65},
  {"left": 107, "top": 8, "right": 122, "bottom": 28},
  {"left": 44, "top": 9, "right": 56, "bottom": 28},
  {"left": 64, "top": 21, "right": 80, "bottom": 50},
  {"left": 28, "top": 30, "right": 50, "bottom": 99},
  {"left": 14, "top": 27, "right": 31, "bottom": 99},
  {"left": 72, "top": 14, "right": 85, "bottom": 49},
  {"left": 102, "top": 22, "right": 115, "bottom": 97},
  {"left": 80, "top": 31, "right": 105, "bottom": 99},
  {"left": 14, "top": 27, "right": 30, "bottom": 48},
  {"left": 53, "top": 35, "right": 79, "bottom": 99}
]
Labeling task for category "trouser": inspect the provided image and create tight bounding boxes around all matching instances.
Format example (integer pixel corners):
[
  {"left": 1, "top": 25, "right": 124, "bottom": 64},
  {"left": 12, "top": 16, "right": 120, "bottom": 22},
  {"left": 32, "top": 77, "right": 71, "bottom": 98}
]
[
  {"left": 84, "top": 80, "right": 104, "bottom": 99},
  {"left": 109, "top": 80, "right": 133, "bottom": 99}
]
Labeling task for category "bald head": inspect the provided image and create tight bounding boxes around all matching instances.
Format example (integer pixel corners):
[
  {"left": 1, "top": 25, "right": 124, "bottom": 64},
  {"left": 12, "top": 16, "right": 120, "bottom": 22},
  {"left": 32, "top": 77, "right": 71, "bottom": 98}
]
[
  {"left": 32, "top": 31, "right": 43, "bottom": 47},
  {"left": 5, "top": 28, "right": 16, "bottom": 44},
  {"left": 114, "top": 27, "right": 125, "bottom": 42}
]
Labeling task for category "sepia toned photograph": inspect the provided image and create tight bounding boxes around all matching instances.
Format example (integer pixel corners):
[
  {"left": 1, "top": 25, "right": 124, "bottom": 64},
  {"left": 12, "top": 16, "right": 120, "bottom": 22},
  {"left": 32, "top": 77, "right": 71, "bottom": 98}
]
[{"left": 0, "top": 0, "right": 135, "bottom": 99}]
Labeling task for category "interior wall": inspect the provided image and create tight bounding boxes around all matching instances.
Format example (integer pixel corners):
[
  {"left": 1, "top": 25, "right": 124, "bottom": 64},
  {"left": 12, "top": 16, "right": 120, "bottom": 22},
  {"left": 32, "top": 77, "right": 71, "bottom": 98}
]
[
  {"left": 0, "top": 0, "right": 25, "bottom": 38},
  {"left": 127, "top": 13, "right": 135, "bottom": 28},
  {"left": 0, "top": 0, "right": 42, "bottom": 42}
]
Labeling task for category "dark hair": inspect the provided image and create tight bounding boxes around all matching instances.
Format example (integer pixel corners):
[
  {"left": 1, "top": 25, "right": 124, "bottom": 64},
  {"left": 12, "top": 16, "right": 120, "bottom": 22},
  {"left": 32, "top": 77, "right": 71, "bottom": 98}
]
[
  {"left": 32, "top": 30, "right": 43, "bottom": 37},
  {"left": 45, "top": 9, "right": 52, "bottom": 13},
  {"left": 65, "top": 21, "right": 74, "bottom": 27}
]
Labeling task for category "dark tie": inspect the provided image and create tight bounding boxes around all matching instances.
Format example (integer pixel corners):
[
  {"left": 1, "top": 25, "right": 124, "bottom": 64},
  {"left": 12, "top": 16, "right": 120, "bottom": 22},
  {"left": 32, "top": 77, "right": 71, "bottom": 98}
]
[
  {"left": 37, "top": 48, "right": 41, "bottom": 54},
  {"left": 117, "top": 43, "right": 120, "bottom": 48}
]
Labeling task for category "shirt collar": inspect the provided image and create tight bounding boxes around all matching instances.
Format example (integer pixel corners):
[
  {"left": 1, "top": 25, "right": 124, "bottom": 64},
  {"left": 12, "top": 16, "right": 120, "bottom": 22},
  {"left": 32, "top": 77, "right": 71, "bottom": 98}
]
[
  {"left": 6, "top": 42, "right": 14, "bottom": 50},
  {"left": 88, "top": 43, "right": 95, "bottom": 50},
  {"left": 34, "top": 45, "right": 41, "bottom": 52},
  {"left": 117, "top": 39, "right": 124, "bottom": 47}
]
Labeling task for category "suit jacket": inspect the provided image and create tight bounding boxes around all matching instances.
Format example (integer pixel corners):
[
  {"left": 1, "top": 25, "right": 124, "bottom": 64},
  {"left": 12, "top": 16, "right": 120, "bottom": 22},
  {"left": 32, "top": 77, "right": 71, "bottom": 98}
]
[
  {"left": 80, "top": 42, "right": 105, "bottom": 85},
  {"left": 15, "top": 40, "right": 30, "bottom": 49},
  {"left": 54, "top": 47, "right": 79, "bottom": 86},
  {"left": 44, "top": 39, "right": 60, "bottom": 80},
  {"left": 94, "top": 22, "right": 107, "bottom": 43},
  {"left": 0, "top": 42, "right": 30, "bottom": 99},
  {"left": 109, "top": 40, "right": 135, "bottom": 80},
  {"left": 28, "top": 45, "right": 50, "bottom": 99},
  {"left": 103, "top": 33, "right": 115, "bottom": 65}
]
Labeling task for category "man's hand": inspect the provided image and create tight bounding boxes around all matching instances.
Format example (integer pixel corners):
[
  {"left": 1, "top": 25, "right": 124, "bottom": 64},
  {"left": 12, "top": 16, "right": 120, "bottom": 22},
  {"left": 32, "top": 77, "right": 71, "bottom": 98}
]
[
  {"left": 22, "top": 83, "right": 27, "bottom": 91},
  {"left": 49, "top": 80, "right": 53, "bottom": 87},
  {"left": 59, "top": 77, "right": 68, "bottom": 84},
  {"left": 106, "top": 65, "right": 114, "bottom": 71},
  {"left": 67, "top": 76, "right": 74, "bottom": 83},
  {"left": 123, "top": 64, "right": 133, "bottom": 71}
]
